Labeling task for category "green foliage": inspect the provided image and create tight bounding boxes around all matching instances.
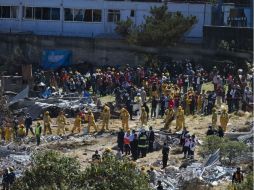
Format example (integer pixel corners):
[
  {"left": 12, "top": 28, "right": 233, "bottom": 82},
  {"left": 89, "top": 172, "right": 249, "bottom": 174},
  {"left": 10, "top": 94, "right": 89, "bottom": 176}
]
[
  {"left": 12, "top": 150, "right": 81, "bottom": 190},
  {"left": 12, "top": 151, "right": 151, "bottom": 190},
  {"left": 115, "top": 18, "right": 134, "bottom": 37},
  {"left": 227, "top": 172, "right": 253, "bottom": 190},
  {"left": 201, "top": 135, "right": 248, "bottom": 164},
  {"left": 115, "top": 4, "right": 197, "bottom": 47}
]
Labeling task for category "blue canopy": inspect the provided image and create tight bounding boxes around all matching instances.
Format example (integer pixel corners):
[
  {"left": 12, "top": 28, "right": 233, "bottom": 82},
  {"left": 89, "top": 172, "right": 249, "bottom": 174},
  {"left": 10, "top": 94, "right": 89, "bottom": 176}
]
[{"left": 41, "top": 50, "right": 72, "bottom": 70}]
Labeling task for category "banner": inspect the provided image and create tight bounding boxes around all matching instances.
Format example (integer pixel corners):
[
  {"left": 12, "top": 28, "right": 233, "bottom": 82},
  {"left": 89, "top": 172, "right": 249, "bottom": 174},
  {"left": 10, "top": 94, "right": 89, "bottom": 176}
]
[{"left": 41, "top": 50, "right": 72, "bottom": 70}]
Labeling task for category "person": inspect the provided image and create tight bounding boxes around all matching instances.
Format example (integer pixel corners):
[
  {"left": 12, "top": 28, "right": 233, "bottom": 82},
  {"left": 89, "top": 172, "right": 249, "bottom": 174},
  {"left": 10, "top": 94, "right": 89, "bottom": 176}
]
[
  {"left": 2, "top": 168, "right": 9, "bottom": 190},
  {"left": 143, "top": 102, "right": 149, "bottom": 121},
  {"left": 183, "top": 134, "right": 191, "bottom": 159},
  {"left": 162, "top": 142, "right": 170, "bottom": 169},
  {"left": 117, "top": 128, "right": 125, "bottom": 154},
  {"left": 140, "top": 107, "right": 148, "bottom": 126},
  {"left": 148, "top": 126, "right": 155, "bottom": 152},
  {"left": 157, "top": 180, "right": 163, "bottom": 190},
  {"left": 189, "top": 135, "right": 196, "bottom": 159},
  {"left": 56, "top": 111, "right": 67, "bottom": 135},
  {"left": 17, "top": 124, "right": 26, "bottom": 139},
  {"left": 115, "top": 149, "right": 122, "bottom": 160},
  {"left": 232, "top": 167, "right": 244, "bottom": 183},
  {"left": 151, "top": 96, "right": 158, "bottom": 118},
  {"left": 24, "top": 113, "right": 34, "bottom": 136},
  {"left": 101, "top": 105, "right": 111, "bottom": 131},
  {"left": 8, "top": 167, "right": 16, "bottom": 188},
  {"left": 220, "top": 107, "right": 229, "bottom": 131},
  {"left": 87, "top": 110, "right": 98, "bottom": 133},
  {"left": 148, "top": 167, "right": 156, "bottom": 184},
  {"left": 35, "top": 122, "right": 42, "bottom": 146},
  {"left": 138, "top": 130, "right": 148, "bottom": 158},
  {"left": 164, "top": 106, "right": 174, "bottom": 131},
  {"left": 4, "top": 124, "right": 12, "bottom": 143},
  {"left": 180, "top": 127, "right": 189, "bottom": 146},
  {"left": 218, "top": 126, "right": 224, "bottom": 137},
  {"left": 120, "top": 108, "right": 130, "bottom": 131},
  {"left": 212, "top": 107, "right": 217, "bottom": 128},
  {"left": 131, "top": 134, "right": 139, "bottom": 160},
  {"left": 206, "top": 126, "right": 215, "bottom": 136},
  {"left": 72, "top": 114, "right": 82, "bottom": 134},
  {"left": 92, "top": 150, "right": 101, "bottom": 163},
  {"left": 124, "top": 130, "right": 131, "bottom": 155},
  {"left": 43, "top": 111, "right": 52, "bottom": 135},
  {"left": 176, "top": 106, "right": 185, "bottom": 131}
]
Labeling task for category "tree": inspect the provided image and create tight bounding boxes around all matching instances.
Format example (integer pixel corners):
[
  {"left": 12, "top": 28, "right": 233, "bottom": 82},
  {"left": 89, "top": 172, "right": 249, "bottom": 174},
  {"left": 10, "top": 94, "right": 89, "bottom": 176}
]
[
  {"left": 12, "top": 151, "right": 151, "bottom": 190},
  {"left": 115, "top": 4, "right": 197, "bottom": 47}
]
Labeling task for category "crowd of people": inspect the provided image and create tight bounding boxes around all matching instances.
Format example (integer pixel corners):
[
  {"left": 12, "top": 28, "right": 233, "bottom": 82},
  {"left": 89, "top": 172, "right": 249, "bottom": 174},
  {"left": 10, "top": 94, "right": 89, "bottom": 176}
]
[{"left": 1, "top": 59, "right": 252, "bottom": 189}]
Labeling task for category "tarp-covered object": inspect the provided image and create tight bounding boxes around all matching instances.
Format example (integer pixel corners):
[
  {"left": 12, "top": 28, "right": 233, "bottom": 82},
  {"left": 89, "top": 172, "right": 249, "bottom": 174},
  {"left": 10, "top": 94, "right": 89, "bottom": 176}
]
[
  {"left": 42, "top": 50, "right": 72, "bottom": 70},
  {"left": 8, "top": 86, "right": 29, "bottom": 106}
]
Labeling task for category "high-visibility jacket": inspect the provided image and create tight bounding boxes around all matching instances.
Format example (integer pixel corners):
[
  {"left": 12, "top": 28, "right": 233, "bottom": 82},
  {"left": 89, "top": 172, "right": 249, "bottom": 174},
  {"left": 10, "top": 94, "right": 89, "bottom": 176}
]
[
  {"left": 35, "top": 125, "right": 42, "bottom": 136},
  {"left": 138, "top": 134, "right": 148, "bottom": 148}
]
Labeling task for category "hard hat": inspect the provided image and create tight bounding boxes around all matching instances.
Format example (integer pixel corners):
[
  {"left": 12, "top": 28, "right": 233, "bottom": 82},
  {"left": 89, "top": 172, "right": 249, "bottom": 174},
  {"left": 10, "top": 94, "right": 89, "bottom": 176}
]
[
  {"left": 141, "top": 166, "right": 145, "bottom": 170},
  {"left": 178, "top": 106, "right": 182, "bottom": 110},
  {"left": 88, "top": 110, "right": 92, "bottom": 113},
  {"left": 20, "top": 124, "right": 24, "bottom": 128},
  {"left": 37, "top": 122, "right": 40, "bottom": 125},
  {"left": 45, "top": 111, "right": 49, "bottom": 115},
  {"left": 105, "top": 148, "right": 111, "bottom": 152},
  {"left": 212, "top": 107, "right": 216, "bottom": 111}
]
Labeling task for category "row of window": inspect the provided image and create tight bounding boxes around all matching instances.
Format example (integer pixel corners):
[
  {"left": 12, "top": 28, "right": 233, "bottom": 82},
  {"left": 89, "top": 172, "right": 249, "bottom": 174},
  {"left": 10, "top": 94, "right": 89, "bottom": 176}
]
[
  {"left": 0, "top": 6, "right": 135, "bottom": 23},
  {"left": 0, "top": 6, "right": 18, "bottom": 18}
]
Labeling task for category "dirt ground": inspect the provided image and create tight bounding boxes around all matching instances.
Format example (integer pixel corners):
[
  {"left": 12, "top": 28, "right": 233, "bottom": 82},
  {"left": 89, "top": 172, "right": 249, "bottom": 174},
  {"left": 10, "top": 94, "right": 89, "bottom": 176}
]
[{"left": 30, "top": 93, "right": 252, "bottom": 190}]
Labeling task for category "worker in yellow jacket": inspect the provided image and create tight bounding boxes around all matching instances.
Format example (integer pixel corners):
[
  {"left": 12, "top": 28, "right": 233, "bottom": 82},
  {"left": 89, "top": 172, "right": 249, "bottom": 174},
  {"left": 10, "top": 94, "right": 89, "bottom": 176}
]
[
  {"left": 56, "top": 111, "right": 67, "bottom": 135},
  {"left": 72, "top": 114, "right": 82, "bottom": 134},
  {"left": 120, "top": 108, "right": 130, "bottom": 131},
  {"left": 43, "top": 111, "right": 52, "bottom": 135},
  {"left": 196, "top": 94, "right": 202, "bottom": 114},
  {"left": 220, "top": 107, "right": 229, "bottom": 131},
  {"left": 164, "top": 106, "right": 174, "bottom": 130},
  {"left": 87, "top": 110, "right": 98, "bottom": 133},
  {"left": 140, "top": 107, "right": 148, "bottom": 126},
  {"left": 176, "top": 106, "right": 185, "bottom": 131},
  {"left": 18, "top": 124, "right": 26, "bottom": 139},
  {"left": 101, "top": 105, "right": 111, "bottom": 131},
  {"left": 4, "top": 123, "right": 12, "bottom": 142},
  {"left": 212, "top": 107, "right": 217, "bottom": 128}
]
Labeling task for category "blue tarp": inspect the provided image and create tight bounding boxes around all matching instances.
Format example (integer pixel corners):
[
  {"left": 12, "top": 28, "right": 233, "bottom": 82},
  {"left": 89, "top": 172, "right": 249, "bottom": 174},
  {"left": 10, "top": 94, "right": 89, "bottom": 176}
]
[{"left": 42, "top": 50, "right": 72, "bottom": 70}]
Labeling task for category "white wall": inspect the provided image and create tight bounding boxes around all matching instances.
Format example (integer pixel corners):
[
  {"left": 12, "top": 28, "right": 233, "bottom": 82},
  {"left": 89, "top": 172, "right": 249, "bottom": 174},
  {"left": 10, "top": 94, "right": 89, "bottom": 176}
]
[{"left": 0, "top": 0, "right": 213, "bottom": 39}]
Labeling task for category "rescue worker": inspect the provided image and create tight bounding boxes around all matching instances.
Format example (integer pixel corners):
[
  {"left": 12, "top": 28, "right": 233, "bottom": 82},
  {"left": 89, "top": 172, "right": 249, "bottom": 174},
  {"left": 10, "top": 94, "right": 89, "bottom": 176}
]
[
  {"left": 176, "top": 106, "right": 185, "bottom": 131},
  {"left": 120, "top": 108, "right": 130, "bottom": 131},
  {"left": 220, "top": 107, "right": 229, "bottom": 131},
  {"left": 196, "top": 93, "right": 202, "bottom": 114},
  {"left": 101, "top": 105, "right": 111, "bottom": 131},
  {"left": 164, "top": 105, "right": 174, "bottom": 131},
  {"left": 35, "top": 122, "right": 42, "bottom": 146},
  {"left": 56, "top": 111, "right": 67, "bottom": 135},
  {"left": 17, "top": 124, "right": 26, "bottom": 139},
  {"left": 232, "top": 167, "right": 244, "bottom": 184},
  {"left": 4, "top": 123, "right": 12, "bottom": 142},
  {"left": 43, "top": 111, "right": 52, "bottom": 135},
  {"left": 140, "top": 107, "right": 148, "bottom": 126},
  {"left": 71, "top": 114, "right": 82, "bottom": 134},
  {"left": 162, "top": 142, "right": 170, "bottom": 169},
  {"left": 87, "top": 110, "right": 98, "bottom": 133},
  {"left": 138, "top": 130, "right": 148, "bottom": 158},
  {"left": 212, "top": 107, "right": 217, "bottom": 128}
]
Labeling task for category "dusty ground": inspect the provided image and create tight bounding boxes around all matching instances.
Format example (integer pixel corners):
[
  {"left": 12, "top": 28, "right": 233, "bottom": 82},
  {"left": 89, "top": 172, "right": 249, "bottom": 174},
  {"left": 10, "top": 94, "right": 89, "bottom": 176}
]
[{"left": 25, "top": 93, "right": 252, "bottom": 189}]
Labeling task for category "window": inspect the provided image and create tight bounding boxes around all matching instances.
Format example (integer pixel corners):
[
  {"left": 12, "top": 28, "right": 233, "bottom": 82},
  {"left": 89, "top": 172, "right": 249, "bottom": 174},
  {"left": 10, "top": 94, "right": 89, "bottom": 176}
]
[
  {"left": 1, "top": 6, "right": 11, "bottom": 18},
  {"left": 84, "top": 9, "right": 92, "bottom": 22},
  {"left": 10, "top": 6, "right": 18, "bottom": 18},
  {"left": 25, "top": 7, "right": 33, "bottom": 19},
  {"left": 130, "top": 10, "right": 135, "bottom": 17},
  {"left": 74, "top": 9, "right": 84, "bottom": 21},
  {"left": 93, "top": 9, "right": 102, "bottom": 22},
  {"left": 42, "top": 8, "right": 50, "bottom": 20},
  {"left": 64, "top": 8, "right": 73, "bottom": 21},
  {"left": 51, "top": 8, "right": 60, "bottom": 20},
  {"left": 108, "top": 10, "right": 120, "bottom": 22},
  {"left": 34, "top": 7, "right": 42, "bottom": 20}
]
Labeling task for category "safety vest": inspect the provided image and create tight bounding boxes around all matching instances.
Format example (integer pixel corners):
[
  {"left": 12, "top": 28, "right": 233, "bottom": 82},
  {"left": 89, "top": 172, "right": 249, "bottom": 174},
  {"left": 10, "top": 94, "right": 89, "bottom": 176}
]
[
  {"left": 35, "top": 126, "right": 42, "bottom": 136},
  {"left": 138, "top": 135, "right": 148, "bottom": 148}
]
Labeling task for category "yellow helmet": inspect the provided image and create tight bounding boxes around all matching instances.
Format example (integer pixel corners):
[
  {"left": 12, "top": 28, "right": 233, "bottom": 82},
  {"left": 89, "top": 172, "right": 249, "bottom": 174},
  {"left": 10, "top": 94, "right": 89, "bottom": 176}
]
[
  {"left": 105, "top": 148, "right": 111, "bottom": 152},
  {"left": 45, "top": 111, "right": 49, "bottom": 115}
]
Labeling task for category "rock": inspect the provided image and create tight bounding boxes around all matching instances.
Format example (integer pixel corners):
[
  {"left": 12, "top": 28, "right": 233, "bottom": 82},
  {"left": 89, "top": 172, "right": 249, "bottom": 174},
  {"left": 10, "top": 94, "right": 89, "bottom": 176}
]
[{"left": 182, "top": 178, "right": 213, "bottom": 190}]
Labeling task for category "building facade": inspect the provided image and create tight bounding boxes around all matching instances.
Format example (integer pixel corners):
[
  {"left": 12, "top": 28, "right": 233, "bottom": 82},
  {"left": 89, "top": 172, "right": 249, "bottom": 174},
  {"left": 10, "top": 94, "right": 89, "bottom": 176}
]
[{"left": 0, "top": 0, "right": 212, "bottom": 39}]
